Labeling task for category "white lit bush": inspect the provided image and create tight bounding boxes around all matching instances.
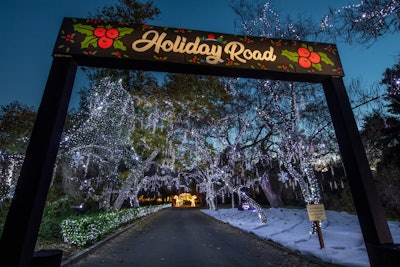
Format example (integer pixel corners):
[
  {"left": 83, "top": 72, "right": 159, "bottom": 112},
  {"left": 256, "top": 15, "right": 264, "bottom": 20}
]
[{"left": 61, "top": 204, "right": 171, "bottom": 247}]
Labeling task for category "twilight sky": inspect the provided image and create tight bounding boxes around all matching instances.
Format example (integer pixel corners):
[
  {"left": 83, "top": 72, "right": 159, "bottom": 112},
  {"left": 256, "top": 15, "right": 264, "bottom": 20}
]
[{"left": 0, "top": 0, "right": 398, "bottom": 110}]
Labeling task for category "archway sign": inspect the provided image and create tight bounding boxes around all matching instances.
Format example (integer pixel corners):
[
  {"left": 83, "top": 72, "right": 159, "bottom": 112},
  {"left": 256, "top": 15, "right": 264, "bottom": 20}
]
[{"left": 0, "top": 18, "right": 398, "bottom": 266}]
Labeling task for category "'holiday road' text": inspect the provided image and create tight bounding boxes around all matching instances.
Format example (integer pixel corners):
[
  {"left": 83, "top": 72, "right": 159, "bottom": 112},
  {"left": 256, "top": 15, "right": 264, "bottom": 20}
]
[{"left": 132, "top": 30, "right": 277, "bottom": 64}]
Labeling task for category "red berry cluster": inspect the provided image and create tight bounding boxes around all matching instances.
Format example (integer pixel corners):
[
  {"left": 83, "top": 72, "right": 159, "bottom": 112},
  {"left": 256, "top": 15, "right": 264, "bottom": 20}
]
[
  {"left": 297, "top": 47, "right": 321, "bottom": 69},
  {"left": 93, "top": 27, "right": 120, "bottom": 49},
  {"left": 65, "top": 34, "right": 74, "bottom": 42}
]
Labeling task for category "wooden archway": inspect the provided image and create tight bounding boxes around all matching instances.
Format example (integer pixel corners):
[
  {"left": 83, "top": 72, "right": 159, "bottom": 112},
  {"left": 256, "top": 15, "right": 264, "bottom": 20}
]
[{"left": 0, "top": 18, "right": 397, "bottom": 266}]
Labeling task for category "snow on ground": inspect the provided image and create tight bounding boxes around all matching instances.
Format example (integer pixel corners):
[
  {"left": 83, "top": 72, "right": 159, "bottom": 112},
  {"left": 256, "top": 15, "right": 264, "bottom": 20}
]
[{"left": 201, "top": 207, "right": 400, "bottom": 267}]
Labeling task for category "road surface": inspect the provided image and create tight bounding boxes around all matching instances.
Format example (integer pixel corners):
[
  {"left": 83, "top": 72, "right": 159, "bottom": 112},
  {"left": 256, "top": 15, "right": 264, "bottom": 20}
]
[{"left": 65, "top": 208, "right": 336, "bottom": 267}]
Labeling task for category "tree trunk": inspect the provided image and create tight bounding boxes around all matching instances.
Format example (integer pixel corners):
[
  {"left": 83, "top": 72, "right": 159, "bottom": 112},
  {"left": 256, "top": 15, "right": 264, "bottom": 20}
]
[
  {"left": 259, "top": 175, "right": 283, "bottom": 208},
  {"left": 206, "top": 176, "right": 217, "bottom": 210},
  {"left": 113, "top": 171, "right": 138, "bottom": 210},
  {"left": 129, "top": 178, "right": 140, "bottom": 207},
  {"left": 113, "top": 150, "right": 158, "bottom": 210}
]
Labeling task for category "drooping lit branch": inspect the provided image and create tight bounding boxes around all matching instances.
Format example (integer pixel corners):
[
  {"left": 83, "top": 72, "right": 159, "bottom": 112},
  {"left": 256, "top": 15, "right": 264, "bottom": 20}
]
[{"left": 321, "top": 0, "right": 400, "bottom": 46}]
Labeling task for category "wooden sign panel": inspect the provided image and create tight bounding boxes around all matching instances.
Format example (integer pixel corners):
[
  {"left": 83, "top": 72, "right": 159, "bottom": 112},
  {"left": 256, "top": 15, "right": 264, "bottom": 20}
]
[{"left": 53, "top": 18, "right": 344, "bottom": 81}]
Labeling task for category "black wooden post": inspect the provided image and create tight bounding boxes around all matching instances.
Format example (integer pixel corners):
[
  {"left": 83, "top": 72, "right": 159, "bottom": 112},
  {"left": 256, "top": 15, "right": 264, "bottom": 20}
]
[
  {"left": 323, "top": 76, "right": 399, "bottom": 266},
  {"left": 0, "top": 56, "right": 77, "bottom": 267}
]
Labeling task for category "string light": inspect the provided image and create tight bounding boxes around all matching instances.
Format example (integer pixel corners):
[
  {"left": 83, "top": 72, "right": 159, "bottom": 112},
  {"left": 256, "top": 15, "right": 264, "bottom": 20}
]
[
  {"left": 256, "top": 79, "right": 323, "bottom": 233},
  {"left": 321, "top": 0, "right": 400, "bottom": 45}
]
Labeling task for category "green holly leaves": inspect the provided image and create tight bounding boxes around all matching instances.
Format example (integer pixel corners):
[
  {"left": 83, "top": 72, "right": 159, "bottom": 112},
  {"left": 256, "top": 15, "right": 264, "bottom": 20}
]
[
  {"left": 73, "top": 23, "right": 133, "bottom": 51},
  {"left": 281, "top": 43, "right": 335, "bottom": 72}
]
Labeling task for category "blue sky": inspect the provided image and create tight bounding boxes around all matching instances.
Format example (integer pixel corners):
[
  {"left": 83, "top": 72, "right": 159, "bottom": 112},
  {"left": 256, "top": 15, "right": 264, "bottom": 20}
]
[{"left": 0, "top": 0, "right": 399, "bottom": 110}]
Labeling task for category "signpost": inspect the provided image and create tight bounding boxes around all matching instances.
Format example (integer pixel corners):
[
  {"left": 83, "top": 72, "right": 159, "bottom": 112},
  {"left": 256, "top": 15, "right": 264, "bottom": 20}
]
[
  {"left": 0, "top": 17, "right": 398, "bottom": 267},
  {"left": 307, "top": 204, "right": 327, "bottom": 249}
]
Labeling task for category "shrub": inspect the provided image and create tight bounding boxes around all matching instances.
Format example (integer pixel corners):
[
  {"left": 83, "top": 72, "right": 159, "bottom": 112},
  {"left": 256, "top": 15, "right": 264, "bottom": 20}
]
[{"left": 61, "top": 204, "right": 170, "bottom": 247}]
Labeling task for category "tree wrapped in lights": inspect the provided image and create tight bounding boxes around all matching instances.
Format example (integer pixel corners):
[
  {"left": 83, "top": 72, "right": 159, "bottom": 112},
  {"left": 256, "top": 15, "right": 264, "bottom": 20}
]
[
  {"left": 219, "top": 113, "right": 269, "bottom": 223},
  {"left": 180, "top": 111, "right": 269, "bottom": 223},
  {"left": 139, "top": 166, "right": 182, "bottom": 204},
  {"left": 230, "top": 2, "right": 331, "bottom": 232},
  {"left": 0, "top": 152, "right": 24, "bottom": 205},
  {"left": 146, "top": 73, "right": 235, "bottom": 208},
  {"left": 259, "top": 80, "right": 323, "bottom": 233},
  {"left": 0, "top": 102, "right": 36, "bottom": 206},
  {"left": 61, "top": 78, "right": 181, "bottom": 210},
  {"left": 175, "top": 124, "right": 220, "bottom": 211},
  {"left": 195, "top": 166, "right": 219, "bottom": 211},
  {"left": 112, "top": 150, "right": 158, "bottom": 209},
  {"left": 58, "top": 79, "right": 138, "bottom": 210},
  {"left": 223, "top": 77, "right": 292, "bottom": 209},
  {"left": 230, "top": 76, "right": 324, "bottom": 212},
  {"left": 221, "top": 171, "right": 268, "bottom": 224},
  {"left": 322, "top": 0, "right": 400, "bottom": 46},
  {"left": 220, "top": 143, "right": 269, "bottom": 224}
]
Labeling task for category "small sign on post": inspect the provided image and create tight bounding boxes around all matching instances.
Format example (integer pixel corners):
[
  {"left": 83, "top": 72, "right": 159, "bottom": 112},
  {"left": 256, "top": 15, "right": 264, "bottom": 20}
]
[
  {"left": 307, "top": 204, "right": 327, "bottom": 221},
  {"left": 307, "top": 204, "right": 327, "bottom": 249}
]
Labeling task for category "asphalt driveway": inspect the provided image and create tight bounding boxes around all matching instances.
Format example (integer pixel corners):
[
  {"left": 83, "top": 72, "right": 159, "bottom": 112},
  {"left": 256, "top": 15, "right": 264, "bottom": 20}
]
[{"left": 63, "top": 208, "right": 338, "bottom": 267}]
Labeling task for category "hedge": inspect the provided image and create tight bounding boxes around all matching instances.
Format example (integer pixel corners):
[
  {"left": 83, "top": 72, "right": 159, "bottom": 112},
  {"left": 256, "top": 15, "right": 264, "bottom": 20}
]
[{"left": 61, "top": 204, "right": 171, "bottom": 247}]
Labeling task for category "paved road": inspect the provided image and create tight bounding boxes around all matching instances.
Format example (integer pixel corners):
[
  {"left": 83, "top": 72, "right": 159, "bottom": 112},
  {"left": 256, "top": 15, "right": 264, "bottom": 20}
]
[{"left": 65, "top": 208, "right": 336, "bottom": 267}]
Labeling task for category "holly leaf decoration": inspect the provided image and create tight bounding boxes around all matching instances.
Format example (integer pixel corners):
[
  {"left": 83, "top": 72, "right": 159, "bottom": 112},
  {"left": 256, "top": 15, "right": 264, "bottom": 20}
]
[
  {"left": 113, "top": 39, "right": 127, "bottom": 51},
  {"left": 312, "top": 63, "right": 323, "bottom": 71},
  {"left": 216, "top": 36, "right": 227, "bottom": 44},
  {"left": 319, "top": 52, "right": 334, "bottom": 66},
  {"left": 81, "top": 36, "right": 98, "bottom": 49},
  {"left": 73, "top": 24, "right": 95, "bottom": 36},
  {"left": 281, "top": 49, "right": 299, "bottom": 62},
  {"left": 117, "top": 27, "right": 134, "bottom": 37}
]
